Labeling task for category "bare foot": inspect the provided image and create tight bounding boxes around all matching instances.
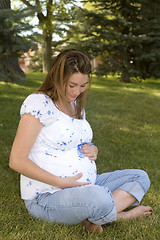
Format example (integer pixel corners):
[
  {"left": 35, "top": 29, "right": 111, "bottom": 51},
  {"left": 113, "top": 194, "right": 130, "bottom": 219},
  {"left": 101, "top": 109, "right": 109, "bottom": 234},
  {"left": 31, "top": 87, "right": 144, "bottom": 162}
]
[
  {"left": 117, "top": 205, "right": 153, "bottom": 220},
  {"left": 83, "top": 220, "right": 103, "bottom": 233}
]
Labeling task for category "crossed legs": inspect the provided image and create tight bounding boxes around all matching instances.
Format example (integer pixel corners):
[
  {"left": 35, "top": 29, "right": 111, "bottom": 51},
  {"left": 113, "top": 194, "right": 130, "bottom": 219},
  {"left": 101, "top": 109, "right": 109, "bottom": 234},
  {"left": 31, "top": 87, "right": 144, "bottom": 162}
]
[
  {"left": 84, "top": 169, "right": 153, "bottom": 233},
  {"left": 25, "top": 170, "right": 152, "bottom": 234},
  {"left": 84, "top": 189, "right": 152, "bottom": 233}
]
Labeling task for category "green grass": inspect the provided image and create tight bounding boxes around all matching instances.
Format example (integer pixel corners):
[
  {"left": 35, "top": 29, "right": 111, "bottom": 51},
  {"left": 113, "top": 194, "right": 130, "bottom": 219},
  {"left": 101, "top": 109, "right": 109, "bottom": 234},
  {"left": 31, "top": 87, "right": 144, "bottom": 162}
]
[{"left": 0, "top": 73, "right": 160, "bottom": 240}]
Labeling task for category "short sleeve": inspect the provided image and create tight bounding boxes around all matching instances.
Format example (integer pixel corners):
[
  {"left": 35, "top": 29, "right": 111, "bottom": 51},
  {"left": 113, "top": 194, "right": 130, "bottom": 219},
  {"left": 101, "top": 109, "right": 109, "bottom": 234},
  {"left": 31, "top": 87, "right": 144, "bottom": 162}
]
[{"left": 20, "top": 94, "right": 57, "bottom": 126}]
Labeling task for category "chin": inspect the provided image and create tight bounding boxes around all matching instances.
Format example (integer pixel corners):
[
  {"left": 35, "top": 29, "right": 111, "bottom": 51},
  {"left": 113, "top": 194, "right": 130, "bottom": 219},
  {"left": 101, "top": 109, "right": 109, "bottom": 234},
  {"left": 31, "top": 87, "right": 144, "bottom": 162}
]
[{"left": 68, "top": 96, "right": 76, "bottom": 102}]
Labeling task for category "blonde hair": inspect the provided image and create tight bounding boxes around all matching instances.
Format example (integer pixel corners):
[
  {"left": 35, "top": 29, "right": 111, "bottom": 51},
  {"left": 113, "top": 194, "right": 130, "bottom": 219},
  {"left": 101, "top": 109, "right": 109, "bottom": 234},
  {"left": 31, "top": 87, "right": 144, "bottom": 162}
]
[{"left": 37, "top": 49, "right": 92, "bottom": 119}]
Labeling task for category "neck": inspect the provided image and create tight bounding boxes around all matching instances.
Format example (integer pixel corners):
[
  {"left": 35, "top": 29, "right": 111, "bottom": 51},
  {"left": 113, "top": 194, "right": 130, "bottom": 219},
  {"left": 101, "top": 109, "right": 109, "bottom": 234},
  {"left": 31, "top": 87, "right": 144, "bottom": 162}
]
[{"left": 55, "top": 101, "right": 76, "bottom": 118}]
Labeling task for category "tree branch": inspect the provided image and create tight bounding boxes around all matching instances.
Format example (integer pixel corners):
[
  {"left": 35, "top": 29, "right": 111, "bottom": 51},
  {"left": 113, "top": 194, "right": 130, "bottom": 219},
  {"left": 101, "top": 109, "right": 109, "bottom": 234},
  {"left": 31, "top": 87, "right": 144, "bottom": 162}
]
[
  {"left": 20, "top": 0, "right": 34, "bottom": 8},
  {"left": 46, "top": 0, "right": 53, "bottom": 20},
  {"left": 20, "top": 0, "right": 46, "bottom": 22},
  {"left": 35, "top": 0, "right": 41, "bottom": 8}
]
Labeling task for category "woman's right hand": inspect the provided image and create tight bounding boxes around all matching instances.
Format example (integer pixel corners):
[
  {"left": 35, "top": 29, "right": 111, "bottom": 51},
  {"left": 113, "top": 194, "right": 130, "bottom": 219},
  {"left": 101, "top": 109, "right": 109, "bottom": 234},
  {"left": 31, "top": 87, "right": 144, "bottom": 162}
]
[{"left": 58, "top": 173, "right": 89, "bottom": 189}]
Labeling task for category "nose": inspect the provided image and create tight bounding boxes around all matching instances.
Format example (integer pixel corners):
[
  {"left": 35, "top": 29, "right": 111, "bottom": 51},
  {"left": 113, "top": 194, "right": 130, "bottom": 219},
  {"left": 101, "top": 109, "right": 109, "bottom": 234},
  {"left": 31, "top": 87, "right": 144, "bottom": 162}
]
[{"left": 73, "top": 87, "right": 81, "bottom": 96}]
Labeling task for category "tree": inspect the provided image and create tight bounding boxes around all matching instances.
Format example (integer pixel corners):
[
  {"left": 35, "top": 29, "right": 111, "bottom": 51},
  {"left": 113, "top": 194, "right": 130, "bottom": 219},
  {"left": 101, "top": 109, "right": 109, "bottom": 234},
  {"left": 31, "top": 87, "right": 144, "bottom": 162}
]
[
  {"left": 0, "top": 0, "right": 25, "bottom": 82},
  {"left": 19, "top": 0, "right": 76, "bottom": 72},
  {"left": 28, "top": 47, "right": 43, "bottom": 72},
  {"left": 68, "top": 0, "right": 160, "bottom": 82},
  {"left": 133, "top": 0, "right": 160, "bottom": 79},
  {"left": 0, "top": 0, "right": 37, "bottom": 82}
]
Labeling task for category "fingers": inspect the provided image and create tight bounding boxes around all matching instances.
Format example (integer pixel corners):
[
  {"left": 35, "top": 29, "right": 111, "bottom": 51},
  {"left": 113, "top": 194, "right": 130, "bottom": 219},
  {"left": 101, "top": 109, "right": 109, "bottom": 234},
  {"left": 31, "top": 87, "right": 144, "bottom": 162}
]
[
  {"left": 73, "top": 172, "right": 83, "bottom": 180},
  {"left": 71, "top": 173, "right": 89, "bottom": 186},
  {"left": 81, "top": 144, "right": 90, "bottom": 153},
  {"left": 78, "top": 181, "right": 90, "bottom": 186},
  {"left": 85, "top": 154, "right": 96, "bottom": 161},
  {"left": 81, "top": 144, "right": 98, "bottom": 161},
  {"left": 80, "top": 144, "right": 91, "bottom": 152},
  {"left": 60, "top": 173, "right": 89, "bottom": 189}
]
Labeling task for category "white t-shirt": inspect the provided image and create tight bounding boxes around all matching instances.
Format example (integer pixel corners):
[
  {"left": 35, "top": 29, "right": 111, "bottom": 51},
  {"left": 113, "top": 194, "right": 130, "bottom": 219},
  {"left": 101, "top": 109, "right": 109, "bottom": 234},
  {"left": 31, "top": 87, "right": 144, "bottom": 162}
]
[{"left": 20, "top": 94, "right": 97, "bottom": 200}]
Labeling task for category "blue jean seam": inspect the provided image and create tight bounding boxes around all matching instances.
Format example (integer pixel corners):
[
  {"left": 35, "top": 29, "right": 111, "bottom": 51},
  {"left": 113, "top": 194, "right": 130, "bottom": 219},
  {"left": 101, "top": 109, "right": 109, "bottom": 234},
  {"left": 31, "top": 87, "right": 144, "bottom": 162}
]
[{"left": 34, "top": 199, "right": 114, "bottom": 224}]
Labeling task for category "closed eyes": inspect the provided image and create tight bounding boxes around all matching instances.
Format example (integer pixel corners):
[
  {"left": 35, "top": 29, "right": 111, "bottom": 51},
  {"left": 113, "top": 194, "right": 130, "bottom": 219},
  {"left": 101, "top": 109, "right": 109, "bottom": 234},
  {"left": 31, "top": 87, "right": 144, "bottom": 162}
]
[{"left": 69, "top": 82, "right": 88, "bottom": 88}]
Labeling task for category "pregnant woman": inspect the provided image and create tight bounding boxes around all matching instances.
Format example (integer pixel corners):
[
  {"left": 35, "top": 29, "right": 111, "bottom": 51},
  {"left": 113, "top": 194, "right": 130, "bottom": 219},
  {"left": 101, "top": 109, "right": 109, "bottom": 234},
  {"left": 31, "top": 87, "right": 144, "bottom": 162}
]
[{"left": 9, "top": 49, "right": 152, "bottom": 233}]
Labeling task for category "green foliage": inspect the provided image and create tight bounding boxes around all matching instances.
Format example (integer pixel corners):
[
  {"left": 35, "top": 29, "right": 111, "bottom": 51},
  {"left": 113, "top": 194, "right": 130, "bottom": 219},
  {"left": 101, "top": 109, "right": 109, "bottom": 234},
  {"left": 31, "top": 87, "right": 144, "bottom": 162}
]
[
  {"left": 0, "top": 73, "right": 160, "bottom": 239},
  {"left": 0, "top": 8, "right": 37, "bottom": 56},
  {"left": 0, "top": 7, "right": 38, "bottom": 82},
  {"left": 19, "top": 0, "right": 78, "bottom": 72},
  {"left": 68, "top": 0, "right": 160, "bottom": 82}
]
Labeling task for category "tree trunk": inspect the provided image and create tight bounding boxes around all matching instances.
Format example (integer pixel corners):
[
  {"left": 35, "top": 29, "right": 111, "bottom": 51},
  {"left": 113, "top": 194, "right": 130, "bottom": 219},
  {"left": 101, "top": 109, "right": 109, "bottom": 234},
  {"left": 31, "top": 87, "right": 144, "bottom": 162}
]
[
  {"left": 42, "top": 29, "right": 52, "bottom": 72},
  {"left": 0, "top": 0, "right": 10, "bottom": 8},
  {"left": 0, "top": 55, "right": 26, "bottom": 82},
  {"left": 0, "top": 0, "right": 26, "bottom": 82},
  {"left": 120, "top": 66, "right": 131, "bottom": 83}
]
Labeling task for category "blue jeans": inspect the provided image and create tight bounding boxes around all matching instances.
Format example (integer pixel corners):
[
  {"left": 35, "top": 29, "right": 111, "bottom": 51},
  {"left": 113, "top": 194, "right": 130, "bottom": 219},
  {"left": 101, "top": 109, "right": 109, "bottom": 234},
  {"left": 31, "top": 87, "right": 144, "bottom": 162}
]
[{"left": 24, "top": 169, "right": 150, "bottom": 225}]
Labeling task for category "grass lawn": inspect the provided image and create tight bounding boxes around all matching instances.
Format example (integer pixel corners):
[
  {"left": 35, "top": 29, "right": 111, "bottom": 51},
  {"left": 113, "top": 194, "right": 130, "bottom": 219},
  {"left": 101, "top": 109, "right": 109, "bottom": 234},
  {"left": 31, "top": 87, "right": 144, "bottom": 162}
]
[{"left": 0, "top": 73, "right": 160, "bottom": 240}]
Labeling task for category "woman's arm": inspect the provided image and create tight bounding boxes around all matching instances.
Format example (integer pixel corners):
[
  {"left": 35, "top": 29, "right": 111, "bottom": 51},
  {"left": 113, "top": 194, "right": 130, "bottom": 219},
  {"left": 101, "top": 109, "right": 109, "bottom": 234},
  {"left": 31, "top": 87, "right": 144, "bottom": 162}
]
[{"left": 9, "top": 113, "right": 88, "bottom": 189}]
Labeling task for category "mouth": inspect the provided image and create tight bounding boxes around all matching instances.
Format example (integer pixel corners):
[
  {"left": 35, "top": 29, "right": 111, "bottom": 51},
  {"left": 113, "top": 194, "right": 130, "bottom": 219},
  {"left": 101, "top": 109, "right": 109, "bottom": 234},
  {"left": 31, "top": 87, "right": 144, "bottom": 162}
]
[{"left": 70, "top": 95, "right": 77, "bottom": 99}]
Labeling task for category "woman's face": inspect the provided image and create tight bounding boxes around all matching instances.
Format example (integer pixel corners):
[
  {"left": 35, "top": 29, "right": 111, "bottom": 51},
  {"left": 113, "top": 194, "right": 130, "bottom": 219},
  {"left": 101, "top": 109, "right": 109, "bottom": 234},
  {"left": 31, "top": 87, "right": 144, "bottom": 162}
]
[{"left": 65, "top": 73, "right": 89, "bottom": 102}]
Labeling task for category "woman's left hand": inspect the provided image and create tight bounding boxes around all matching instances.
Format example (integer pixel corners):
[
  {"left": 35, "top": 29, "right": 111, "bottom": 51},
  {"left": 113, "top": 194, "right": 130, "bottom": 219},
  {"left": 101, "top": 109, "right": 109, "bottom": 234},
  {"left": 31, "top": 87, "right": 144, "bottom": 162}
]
[{"left": 81, "top": 144, "right": 98, "bottom": 161}]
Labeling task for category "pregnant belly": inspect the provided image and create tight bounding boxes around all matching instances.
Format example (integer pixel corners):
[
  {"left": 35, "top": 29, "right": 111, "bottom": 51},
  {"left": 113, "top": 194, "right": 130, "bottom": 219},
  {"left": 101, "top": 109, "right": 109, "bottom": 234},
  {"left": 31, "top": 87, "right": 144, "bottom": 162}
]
[
  {"left": 66, "top": 156, "right": 97, "bottom": 184},
  {"left": 33, "top": 148, "right": 97, "bottom": 185}
]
